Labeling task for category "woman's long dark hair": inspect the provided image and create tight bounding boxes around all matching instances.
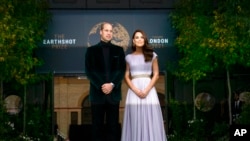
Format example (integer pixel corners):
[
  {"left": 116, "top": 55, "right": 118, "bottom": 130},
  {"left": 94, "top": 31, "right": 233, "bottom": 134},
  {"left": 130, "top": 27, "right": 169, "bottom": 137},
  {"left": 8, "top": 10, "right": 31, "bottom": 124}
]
[{"left": 131, "top": 29, "right": 153, "bottom": 62}]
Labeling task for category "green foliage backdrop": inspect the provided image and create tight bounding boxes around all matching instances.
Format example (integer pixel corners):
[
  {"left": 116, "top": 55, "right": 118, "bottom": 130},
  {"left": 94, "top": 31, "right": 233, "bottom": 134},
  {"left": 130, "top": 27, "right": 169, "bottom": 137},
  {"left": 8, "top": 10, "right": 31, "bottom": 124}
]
[
  {"left": 0, "top": 0, "right": 51, "bottom": 85},
  {"left": 0, "top": 0, "right": 52, "bottom": 140}
]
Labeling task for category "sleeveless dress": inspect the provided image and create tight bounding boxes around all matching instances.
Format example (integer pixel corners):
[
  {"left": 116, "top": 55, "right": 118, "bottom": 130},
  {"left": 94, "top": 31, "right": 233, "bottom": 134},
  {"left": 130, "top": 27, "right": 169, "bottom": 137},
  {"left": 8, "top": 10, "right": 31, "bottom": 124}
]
[{"left": 121, "top": 52, "right": 167, "bottom": 141}]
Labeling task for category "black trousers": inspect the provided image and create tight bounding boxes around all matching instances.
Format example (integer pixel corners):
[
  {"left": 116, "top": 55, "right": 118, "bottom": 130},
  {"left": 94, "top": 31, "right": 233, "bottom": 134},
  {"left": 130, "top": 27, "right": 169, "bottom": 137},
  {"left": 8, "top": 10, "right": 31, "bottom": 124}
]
[{"left": 91, "top": 100, "right": 120, "bottom": 141}]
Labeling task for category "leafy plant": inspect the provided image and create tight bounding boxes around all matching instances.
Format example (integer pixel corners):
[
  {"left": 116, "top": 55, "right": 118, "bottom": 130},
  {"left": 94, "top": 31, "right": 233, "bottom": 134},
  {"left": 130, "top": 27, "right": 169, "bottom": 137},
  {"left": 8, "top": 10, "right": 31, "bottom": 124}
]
[
  {"left": 211, "top": 122, "right": 229, "bottom": 141},
  {"left": 168, "top": 99, "right": 192, "bottom": 141},
  {"left": 169, "top": 0, "right": 216, "bottom": 120},
  {"left": 203, "top": 0, "right": 250, "bottom": 124},
  {"left": 187, "top": 118, "right": 207, "bottom": 140},
  {"left": 25, "top": 106, "right": 53, "bottom": 141},
  {"left": 168, "top": 99, "right": 230, "bottom": 141},
  {"left": 0, "top": 0, "right": 51, "bottom": 84},
  {"left": 170, "top": 0, "right": 250, "bottom": 125},
  {"left": 237, "top": 103, "right": 250, "bottom": 124},
  {"left": 0, "top": 0, "right": 52, "bottom": 138}
]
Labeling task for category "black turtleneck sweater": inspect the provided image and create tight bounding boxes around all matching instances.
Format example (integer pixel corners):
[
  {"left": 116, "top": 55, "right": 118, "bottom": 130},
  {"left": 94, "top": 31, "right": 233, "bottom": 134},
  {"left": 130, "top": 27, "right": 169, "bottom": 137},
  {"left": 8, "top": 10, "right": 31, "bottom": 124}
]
[{"left": 101, "top": 41, "right": 111, "bottom": 81}]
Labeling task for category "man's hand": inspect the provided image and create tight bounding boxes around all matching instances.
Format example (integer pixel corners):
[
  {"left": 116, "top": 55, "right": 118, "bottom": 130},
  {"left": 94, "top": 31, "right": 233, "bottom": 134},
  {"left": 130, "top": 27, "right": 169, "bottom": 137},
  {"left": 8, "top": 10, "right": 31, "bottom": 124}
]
[{"left": 101, "top": 83, "right": 114, "bottom": 94}]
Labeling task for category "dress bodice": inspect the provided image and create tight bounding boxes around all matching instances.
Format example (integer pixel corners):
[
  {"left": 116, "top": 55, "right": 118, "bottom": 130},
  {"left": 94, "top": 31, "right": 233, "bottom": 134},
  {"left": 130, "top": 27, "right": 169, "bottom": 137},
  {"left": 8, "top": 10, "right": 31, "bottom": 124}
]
[{"left": 125, "top": 52, "right": 157, "bottom": 77}]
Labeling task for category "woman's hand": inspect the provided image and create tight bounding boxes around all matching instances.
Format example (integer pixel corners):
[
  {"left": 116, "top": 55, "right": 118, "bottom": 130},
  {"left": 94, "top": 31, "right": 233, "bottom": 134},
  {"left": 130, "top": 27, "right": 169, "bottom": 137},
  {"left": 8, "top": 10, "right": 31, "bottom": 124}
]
[
  {"left": 133, "top": 88, "right": 145, "bottom": 98},
  {"left": 141, "top": 88, "right": 150, "bottom": 98}
]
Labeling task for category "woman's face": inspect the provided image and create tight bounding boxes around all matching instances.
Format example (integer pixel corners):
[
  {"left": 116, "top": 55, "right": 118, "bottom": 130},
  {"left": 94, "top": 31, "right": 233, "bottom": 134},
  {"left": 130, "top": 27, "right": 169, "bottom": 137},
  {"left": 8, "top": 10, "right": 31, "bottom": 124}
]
[{"left": 133, "top": 32, "right": 145, "bottom": 48}]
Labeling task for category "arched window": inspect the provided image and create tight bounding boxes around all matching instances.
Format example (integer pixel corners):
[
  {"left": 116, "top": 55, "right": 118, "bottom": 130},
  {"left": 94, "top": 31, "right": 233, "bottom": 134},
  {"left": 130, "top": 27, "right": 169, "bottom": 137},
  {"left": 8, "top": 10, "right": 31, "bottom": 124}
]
[{"left": 81, "top": 95, "right": 91, "bottom": 124}]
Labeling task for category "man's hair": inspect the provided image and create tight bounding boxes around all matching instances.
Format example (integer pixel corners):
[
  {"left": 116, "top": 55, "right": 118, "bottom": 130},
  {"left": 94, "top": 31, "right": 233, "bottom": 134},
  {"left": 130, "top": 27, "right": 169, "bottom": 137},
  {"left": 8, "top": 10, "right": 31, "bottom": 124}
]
[{"left": 100, "top": 22, "right": 112, "bottom": 30}]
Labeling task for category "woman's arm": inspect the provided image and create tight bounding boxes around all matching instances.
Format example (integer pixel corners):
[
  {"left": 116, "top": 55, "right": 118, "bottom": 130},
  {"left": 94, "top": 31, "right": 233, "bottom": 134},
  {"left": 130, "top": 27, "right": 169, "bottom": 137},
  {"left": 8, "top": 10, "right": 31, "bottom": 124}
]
[
  {"left": 124, "top": 62, "right": 144, "bottom": 98},
  {"left": 142, "top": 57, "right": 159, "bottom": 97}
]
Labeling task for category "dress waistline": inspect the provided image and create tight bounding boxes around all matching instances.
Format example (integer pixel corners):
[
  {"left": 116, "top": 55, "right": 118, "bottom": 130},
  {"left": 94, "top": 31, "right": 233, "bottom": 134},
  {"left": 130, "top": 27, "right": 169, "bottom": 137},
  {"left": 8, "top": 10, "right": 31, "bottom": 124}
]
[{"left": 131, "top": 74, "right": 151, "bottom": 79}]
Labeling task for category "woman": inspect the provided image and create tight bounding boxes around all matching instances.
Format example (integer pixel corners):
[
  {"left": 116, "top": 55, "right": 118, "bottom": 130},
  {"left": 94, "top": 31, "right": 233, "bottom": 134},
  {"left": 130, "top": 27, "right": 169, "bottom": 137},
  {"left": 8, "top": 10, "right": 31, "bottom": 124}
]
[{"left": 121, "top": 29, "right": 167, "bottom": 141}]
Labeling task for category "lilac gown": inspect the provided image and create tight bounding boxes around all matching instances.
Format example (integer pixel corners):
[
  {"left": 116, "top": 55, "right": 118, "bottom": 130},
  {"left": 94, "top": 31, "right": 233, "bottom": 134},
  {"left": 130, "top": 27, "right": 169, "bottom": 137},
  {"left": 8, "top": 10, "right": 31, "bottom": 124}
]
[{"left": 121, "top": 52, "right": 167, "bottom": 141}]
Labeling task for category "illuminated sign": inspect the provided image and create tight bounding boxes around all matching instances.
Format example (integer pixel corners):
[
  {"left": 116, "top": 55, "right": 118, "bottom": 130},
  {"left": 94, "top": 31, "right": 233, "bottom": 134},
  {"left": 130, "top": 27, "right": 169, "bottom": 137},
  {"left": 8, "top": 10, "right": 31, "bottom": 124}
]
[
  {"left": 43, "top": 34, "right": 77, "bottom": 49},
  {"left": 36, "top": 10, "right": 177, "bottom": 74},
  {"left": 149, "top": 36, "right": 169, "bottom": 48}
]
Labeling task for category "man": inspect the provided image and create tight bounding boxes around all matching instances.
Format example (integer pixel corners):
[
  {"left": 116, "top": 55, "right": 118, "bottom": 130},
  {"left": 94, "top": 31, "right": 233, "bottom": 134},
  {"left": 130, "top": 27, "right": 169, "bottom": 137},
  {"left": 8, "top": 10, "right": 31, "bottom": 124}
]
[
  {"left": 232, "top": 92, "right": 243, "bottom": 124},
  {"left": 85, "top": 22, "right": 126, "bottom": 141}
]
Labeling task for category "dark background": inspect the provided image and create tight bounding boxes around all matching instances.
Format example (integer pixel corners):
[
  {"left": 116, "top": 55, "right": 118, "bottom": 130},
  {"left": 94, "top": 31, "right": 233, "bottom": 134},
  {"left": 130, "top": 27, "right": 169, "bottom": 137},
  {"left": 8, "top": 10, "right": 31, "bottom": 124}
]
[{"left": 36, "top": 9, "right": 177, "bottom": 75}]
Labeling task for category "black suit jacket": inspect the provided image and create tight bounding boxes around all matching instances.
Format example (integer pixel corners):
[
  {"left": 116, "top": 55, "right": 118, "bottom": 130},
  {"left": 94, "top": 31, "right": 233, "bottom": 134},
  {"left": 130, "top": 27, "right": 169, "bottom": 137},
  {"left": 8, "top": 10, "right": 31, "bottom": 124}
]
[{"left": 85, "top": 41, "right": 126, "bottom": 103}]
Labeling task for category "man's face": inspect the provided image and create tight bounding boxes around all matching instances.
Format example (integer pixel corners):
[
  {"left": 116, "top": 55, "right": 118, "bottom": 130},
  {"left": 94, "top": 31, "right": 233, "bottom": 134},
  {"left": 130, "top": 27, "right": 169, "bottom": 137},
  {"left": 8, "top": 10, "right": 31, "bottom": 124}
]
[{"left": 100, "top": 23, "right": 113, "bottom": 42}]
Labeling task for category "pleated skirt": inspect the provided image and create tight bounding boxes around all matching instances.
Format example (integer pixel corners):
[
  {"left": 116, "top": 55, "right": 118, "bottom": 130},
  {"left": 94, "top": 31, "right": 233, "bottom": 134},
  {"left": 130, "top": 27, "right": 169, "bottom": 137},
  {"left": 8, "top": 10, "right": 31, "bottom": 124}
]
[{"left": 121, "top": 77, "right": 167, "bottom": 141}]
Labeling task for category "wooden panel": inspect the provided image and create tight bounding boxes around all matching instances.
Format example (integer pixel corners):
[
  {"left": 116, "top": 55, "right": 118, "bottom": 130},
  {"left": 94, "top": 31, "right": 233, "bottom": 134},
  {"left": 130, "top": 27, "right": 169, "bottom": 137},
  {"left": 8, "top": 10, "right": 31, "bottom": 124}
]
[
  {"left": 48, "top": 0, "right": 86, "bottom": 9},
  {"left": 130, "top": 0, "right": 175, "bottom": 9},
  {"left": 87, "top": 0, "right": 129, "bottom": 9}
]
